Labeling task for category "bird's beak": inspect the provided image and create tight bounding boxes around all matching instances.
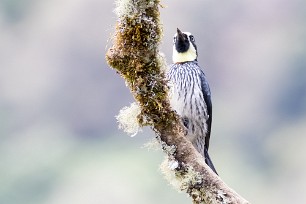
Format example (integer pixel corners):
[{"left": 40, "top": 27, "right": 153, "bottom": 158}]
[{"left": 177, "top": 28, "right": 184, "bottom": 42}]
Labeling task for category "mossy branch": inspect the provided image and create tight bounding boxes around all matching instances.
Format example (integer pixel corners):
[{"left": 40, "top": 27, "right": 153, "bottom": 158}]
[{"left": 106, "top": 0, "right": 250, "bottom": 203}]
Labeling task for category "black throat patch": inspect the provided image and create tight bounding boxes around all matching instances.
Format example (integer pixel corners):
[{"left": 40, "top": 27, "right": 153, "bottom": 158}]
[{"left": 175, "top": 33, "right": 190, "bottom": 53}]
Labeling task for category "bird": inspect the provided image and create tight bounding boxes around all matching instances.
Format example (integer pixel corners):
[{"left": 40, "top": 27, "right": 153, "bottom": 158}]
[{"left": 167, "top": 28, "right": 218, "bottom": 174}]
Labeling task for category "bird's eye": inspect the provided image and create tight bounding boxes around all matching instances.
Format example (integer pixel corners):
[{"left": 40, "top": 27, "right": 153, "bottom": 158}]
[
  {"left": 173, "top": 36, "right": 177, "bottom": 43},
  {"left": 189, "top": 35, "right": 195, "bottom": 42}
]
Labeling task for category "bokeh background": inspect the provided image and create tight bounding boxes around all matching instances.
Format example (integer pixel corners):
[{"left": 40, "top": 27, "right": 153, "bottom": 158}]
[{"left": 1, "top": 0, "right": 306, "bottom": 203}]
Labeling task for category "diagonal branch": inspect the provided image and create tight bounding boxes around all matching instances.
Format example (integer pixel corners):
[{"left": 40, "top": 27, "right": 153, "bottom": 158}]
[{"left": 106, "top": 0, "right": 250, "bottom": 203}]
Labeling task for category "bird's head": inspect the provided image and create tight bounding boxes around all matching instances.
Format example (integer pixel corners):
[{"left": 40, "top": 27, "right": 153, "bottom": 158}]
[{"left": 172, "top": 28, "right": 198, "bottom": 63}]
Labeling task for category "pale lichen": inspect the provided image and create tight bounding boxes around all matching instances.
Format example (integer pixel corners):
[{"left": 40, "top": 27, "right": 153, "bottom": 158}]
[
  {"left": 115, "top": 0, "right": 156, "bottom": 18},
  {"left": 160, "top": 158, "right": 182, "bottom": 191},
  {"left": 217, "top": 190, "right": 230, "bottom": 204},
  {"left": 143, "top": 138, "right": 161, "bottom": 150},
  {"left": 160, "top": 156, "right": 205, "bottom": 201},
  {"left": 116, "top": 102, "right": 142, "bottom": 136},
  {"left": 161, "top": 141, "right": 177, "bottom": 156},
  {"left": 157, "top": 52, "right": 168, "bottom": 73},
  {"left": 180, "top": 166, "right": 203, "bottom": 192},
  {"left": 168, "top": 159, "right": 179, "bottom": 170}
]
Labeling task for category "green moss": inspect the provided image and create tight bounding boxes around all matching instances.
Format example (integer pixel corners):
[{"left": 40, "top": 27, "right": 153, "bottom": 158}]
[
  {"left": 106, "top": 0, "right": 179, "bottom": 132},
  {"left": 106, "top": 2, "right": 184, "bottom": 181}
]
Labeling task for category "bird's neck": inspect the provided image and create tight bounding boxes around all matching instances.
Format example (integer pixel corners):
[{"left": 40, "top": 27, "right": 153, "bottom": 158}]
[{"left": 172, "top": 46, "right": 197, "bottom": 63}]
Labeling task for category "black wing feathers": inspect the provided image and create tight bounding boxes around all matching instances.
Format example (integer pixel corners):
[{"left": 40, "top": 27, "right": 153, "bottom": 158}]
[{"left": 199, "top": 69, "right": 212, "bottom": 150}]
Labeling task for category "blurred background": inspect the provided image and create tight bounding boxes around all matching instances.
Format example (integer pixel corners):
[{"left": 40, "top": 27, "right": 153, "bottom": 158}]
[{"left": 1, "top": 0, "right": 306, "bottom": 203}]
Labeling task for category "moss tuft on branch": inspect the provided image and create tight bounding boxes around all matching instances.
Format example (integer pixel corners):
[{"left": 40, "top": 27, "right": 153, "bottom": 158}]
[{"left": 107, "top": 0, "right": 178, "bottom": 131}]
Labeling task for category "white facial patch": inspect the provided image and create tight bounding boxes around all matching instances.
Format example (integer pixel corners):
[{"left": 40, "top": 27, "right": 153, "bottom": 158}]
[{"left": 172, "top": 32, "right": 197, "bottom": 63}]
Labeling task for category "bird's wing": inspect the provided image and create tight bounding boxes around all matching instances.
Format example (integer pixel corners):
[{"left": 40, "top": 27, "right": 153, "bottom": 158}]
[{"left": 199, "top": 69, "right": 212, "bottom": 150}]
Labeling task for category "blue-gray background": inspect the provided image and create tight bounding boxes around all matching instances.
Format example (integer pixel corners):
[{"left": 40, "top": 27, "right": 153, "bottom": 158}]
[{"left": 1, "top": 0, "right": 306, "bottom": 203}]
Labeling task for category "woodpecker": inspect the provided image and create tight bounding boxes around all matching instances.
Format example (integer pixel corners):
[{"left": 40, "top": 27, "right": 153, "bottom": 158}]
[{"left": 167, "top": 28, "right": 218, "bottom": 174}]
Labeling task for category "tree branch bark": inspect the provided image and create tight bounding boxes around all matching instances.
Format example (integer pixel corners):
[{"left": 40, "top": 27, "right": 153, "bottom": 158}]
[{"left": 106, "top": 0, "right": 250, "bottom": 203}]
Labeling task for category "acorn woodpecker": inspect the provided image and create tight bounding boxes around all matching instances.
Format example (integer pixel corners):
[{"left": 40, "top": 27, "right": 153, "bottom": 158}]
[{"left": 167, "top": 28, "right": 217, "bottom": 174}]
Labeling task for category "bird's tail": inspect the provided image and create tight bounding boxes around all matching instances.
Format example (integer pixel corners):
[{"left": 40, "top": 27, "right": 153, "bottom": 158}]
[{"left": 204, "top": 148, "right": 218, "bottom": 175}]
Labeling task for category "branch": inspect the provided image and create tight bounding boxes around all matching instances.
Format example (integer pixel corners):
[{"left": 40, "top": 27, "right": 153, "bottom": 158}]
[{"left": 106, "top": 0, "right": 250, "bottom": 203}]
